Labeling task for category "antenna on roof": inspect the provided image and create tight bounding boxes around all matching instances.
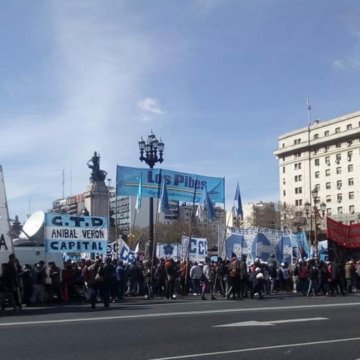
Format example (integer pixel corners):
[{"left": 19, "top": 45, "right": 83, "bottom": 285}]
[
  {"left": 69, "top": 166, "right": 72, "bottom": 196},
  {"left": 62, "top": 167, "right": 65, "bottom": 199},
  {"left": 306, "top": 96, "right": 312, "bottom": 126}
]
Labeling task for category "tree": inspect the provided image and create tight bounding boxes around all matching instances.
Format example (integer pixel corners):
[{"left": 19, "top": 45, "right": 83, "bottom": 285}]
[
  {"left": 8, "top": 215, "right": 22, "bottom": 239},
  {"left": 247, "top": 201, "right": 299, "bottom": 231}
]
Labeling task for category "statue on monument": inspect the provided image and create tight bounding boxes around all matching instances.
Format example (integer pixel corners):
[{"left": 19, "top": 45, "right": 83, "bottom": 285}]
[{"left": 87, "top": 151, "right": 108, "bottom": 182}]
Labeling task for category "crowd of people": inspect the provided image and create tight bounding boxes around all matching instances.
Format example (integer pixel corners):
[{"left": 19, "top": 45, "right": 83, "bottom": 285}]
[{"left": 1, "top": 252, "right": 360, "bottom": 313}]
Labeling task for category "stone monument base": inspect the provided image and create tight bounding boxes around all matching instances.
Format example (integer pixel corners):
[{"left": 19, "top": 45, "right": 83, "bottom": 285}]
[{"left": 84, "top": 180, "right": 109, "bottom": 217}]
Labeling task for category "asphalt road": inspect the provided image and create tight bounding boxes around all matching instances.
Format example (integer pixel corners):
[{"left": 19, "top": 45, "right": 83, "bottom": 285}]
[{"left": 1, "top": 294, "right": 360, "bottom": 360}]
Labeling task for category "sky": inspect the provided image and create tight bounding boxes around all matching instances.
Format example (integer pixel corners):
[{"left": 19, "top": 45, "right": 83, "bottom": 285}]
[{"left": 1, "top": 0, "right": 360, "bottom": 223}]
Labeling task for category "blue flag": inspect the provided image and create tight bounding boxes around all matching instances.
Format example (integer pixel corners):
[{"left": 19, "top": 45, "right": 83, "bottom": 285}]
[
  {"left": 199, "top": 185, "right": 215, "bottom": 221},
  {"left": 234, "top": 182, "right": 243, "bottom": 219},
  {"left": 135, "top": 175, "right": 142, "bottom": 212},
  {"left": 158, "top": 178, "right": 171, "bottom": 215}
]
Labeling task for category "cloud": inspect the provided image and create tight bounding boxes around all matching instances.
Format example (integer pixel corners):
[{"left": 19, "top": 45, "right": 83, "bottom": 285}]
[
  {"left": 137, "top": 97, "right": 164, "bottom": 119},
  {"left": 332, "top": 57, "right": 360, "bottom": 71},
  {"left": 333, "top": 13, "right": 360, "bottom": 71},
  {"left": 2, "top": 1, "right": 164, "bottom": 220},
  {"left": 193, "top": 0, "right": 222, "bottom": 15}
]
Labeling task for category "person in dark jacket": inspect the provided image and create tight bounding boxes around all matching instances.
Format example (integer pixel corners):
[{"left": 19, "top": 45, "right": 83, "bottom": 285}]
[{"left": 0, "top": 263, "right": 18, "bottom": 311}]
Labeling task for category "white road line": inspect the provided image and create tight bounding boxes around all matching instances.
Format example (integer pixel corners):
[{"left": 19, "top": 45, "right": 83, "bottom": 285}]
[
  {"left": 215, "top": 317, "right": 328, "bottom": 327},
  {"left": 148, "top": 337, "right": 360, "bottom": 360},
  {"left": 0, "top": 302, "right": 359, "bottom": 327}
]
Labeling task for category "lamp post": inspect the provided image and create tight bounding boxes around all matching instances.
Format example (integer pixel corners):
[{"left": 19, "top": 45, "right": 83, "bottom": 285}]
[
  {"left": 138, "top": 131, "right": 164, "bottom": 261},
  {"left": 305, "top": 187, "right": 326, "bottom": 262}
]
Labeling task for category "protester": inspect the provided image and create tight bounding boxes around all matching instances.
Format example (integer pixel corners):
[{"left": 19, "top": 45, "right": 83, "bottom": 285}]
[{"left": 201, "top": 257, "right": 215, "bottom": 300}]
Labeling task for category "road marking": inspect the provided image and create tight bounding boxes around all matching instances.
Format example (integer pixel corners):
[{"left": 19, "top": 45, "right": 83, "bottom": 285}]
[
  {"left": 148, "top": 336, "right": 360, "bottom": 360},
  {"left": 0, "top": 302, "right": 359, "bottom": 327},
  {"left": 215, "top": 317, "right": 328, "bottom": 327}
]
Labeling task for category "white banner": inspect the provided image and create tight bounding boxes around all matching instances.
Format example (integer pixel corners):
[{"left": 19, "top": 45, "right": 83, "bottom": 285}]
[
  {"left": 181, "top": 236, "right": 208, "bottom": 262},
  {"left": 156, "top": 243, "right": 182, "bottom": 260},
  {"left": 0, "top": 166, "right": 13, "bottom": 259},
  {"left": 44, "top": 213, "right": 108, "bottom": 254}
]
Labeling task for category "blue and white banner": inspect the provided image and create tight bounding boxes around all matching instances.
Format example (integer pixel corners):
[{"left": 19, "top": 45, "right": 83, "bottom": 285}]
[
  {"left": 224, "top": 227, "right": 309, "bottom": 266},
  {"left": 107, "top": 240, "right": 119, "bottom": 259},
  {"left": 116, "top": 166, "right": 225, "bottom": 203},
  {"left": 44, "top": 213, "right": 108, "bottom": 254},
  {"left": 118, "top": 239, "right": 139, "bottom": 263},
  {"left": 156, "top": 243, "right": 182, "bottom": 260},
  {"left": 309, "top": 240, "right": 328, "bottom": 261},
  {"left": 181, "top": 236, "right": 208, "bottom": 262}
]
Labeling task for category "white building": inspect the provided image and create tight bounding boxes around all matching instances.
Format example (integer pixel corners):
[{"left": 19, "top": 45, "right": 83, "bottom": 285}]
[{"left": 274, "top": 110, "right": 360, "bottom": 227}]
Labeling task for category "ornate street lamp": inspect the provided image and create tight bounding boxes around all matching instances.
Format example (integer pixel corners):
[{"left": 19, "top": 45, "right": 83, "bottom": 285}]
[
  {"left": 305, "top": 188, "right": 326, "bottom": 262},
  {"left": 138, "top": 131, "right": 165, "bottom": 262}
]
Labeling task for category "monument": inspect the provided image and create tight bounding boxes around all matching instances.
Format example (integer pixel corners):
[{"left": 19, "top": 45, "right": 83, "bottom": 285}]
[{"left": 84, "top": 151, "right": 109, "bottom": 217}]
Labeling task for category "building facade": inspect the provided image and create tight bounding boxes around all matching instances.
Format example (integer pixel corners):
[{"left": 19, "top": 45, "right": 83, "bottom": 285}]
[
  {"left": 274, "top": 110, "right": 360, "bottom": 228},
  {"left": 51, "top": 193, "right": 86, "bottom": 215}
]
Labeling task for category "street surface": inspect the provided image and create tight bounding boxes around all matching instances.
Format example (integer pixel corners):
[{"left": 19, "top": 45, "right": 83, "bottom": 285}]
[{"left": 1, "top": 294, "right": 360, "bottom": 360}]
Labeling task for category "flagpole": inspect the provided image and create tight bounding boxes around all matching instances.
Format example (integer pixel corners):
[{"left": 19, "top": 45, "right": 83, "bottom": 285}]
[
  {"left": 184, "top": 178, "right": 199, "bottom": 288},
  {"left": 115, "top": 164, "right": 119, "bottom": 241}
]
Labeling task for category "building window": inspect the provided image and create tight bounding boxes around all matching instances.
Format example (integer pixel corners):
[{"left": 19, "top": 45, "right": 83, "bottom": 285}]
[
  {"left": 326, "top": 182, "right": 331, "bottom": 190},
  {"left": 349, "top": 205, "right": 355, "bottom": 214},
  {"left": 294, "top": 162, "right": 302, "bottom": 170},
  {"left": 282, "top": 143, "right": 285, "bottom": 148},
  {"left": 336, "top": 154, "right": 341, "bottom": 163},
  {"left": 315, "top": 171, "right": 320, "bottom": 179},
  {"left": 348, "top": 151, "right": 353, "bottom": 161},
  {"left": 349, "top": 192, "right": 355, "bottom": 200},
  {"left": 283, "top": 190, "right": 286, "bottom": 196},
  {"left": 338, "top": 207, "right": 343, "bottom": 214},
  {"left": 325, "top": 156, "right": 330, "bottom": 165},
  {"left": 327, "top": 208, "right": 332, "bottom": 216},
  {"left": 336, "top": 142, "right": 341, "bottom": 148},
  {"left": 324, "top": 130, "right": 330, "bottom": 136},
  {"left": 294, "top": 152, "right": 301, "bottom": 158},
  {"left": 314, "top": 133, "right": 319, "bottom": 139},
  {"left": 314, "top": 159, "right": 320, "bottom": 166},
  {"left": 337, "top": 194, "right": 342, "bottom": 203},
  {"left": 335, "top": 127, "right": 341, "bottom": 133},
  {"left": 349, "top": 178, "right": 354, "bottom": 186},
  {"left": 326, "top": 195, "right": 331, "bottom": 203},
  {"left": 283, "top": 167, "right": 285, "bottom": 173},
  {"left": 347, "top": 124, "right": 352, "bottom": 130},
  {"left": 347, "top": 139, "right": 352, "bottom": 147},
  {"left": 324, "top": 145, "right": 329, "bottom": 153},
  {"left": 336, "top": 167, "right": 341, "bottom": 175},
  {"left": 295, "top": 187, "right": 302, "bottom": 194},
  {"left": 325, "top": 169, "right": 330, "bottom": 176},
  {"left": 294, "top": 138, "right": 301, "bottom": 144},
  {"left": 295, "top": 175, "right": 302, "bottom": 182},
  {"left": 282, "top": 178, "right": 286, "bottom": 185},
  {"left": 348, "top": 164, "right": 354, "bottom": 172},
  {"left": 295, "top": 199, "right": 303, "bottom": 206},
  {"left": 337, "top": 180, "right": 342, "bottom": 190}
]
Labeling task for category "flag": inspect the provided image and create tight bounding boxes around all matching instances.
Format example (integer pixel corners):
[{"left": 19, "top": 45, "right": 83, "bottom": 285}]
[
  {"left": 158, "top": 178, "right": 171, "bottom": 215},
  {"left": 135, "top": 175, "right": 142, "bottom": 212},
  {"left": 198, "top": 185, "right": 215, "bottom": 221},
  {"left": 234, "top": 182, "right": 243, "bottom": 219},
  {"left": 196, "top": 203, "right": 204, "bottom": 222}
]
